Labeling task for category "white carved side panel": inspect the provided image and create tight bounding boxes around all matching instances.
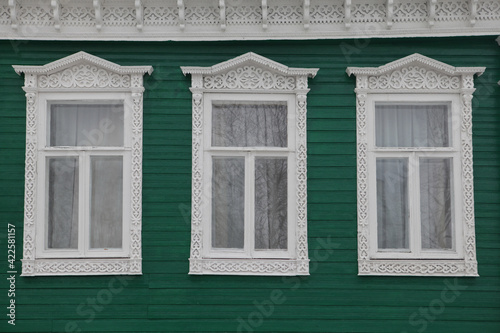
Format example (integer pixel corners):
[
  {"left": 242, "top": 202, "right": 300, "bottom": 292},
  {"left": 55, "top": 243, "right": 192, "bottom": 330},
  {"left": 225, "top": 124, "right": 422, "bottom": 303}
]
[
  {"left": 189, "top": 86, "right": 204, "bottom": 274},
  {"left": 355, "top": 86, "right": 370, "bottom": 274},
  {"left": 130, "top": 74, "right": 144, "bottom": 274},
  {"left": 296, "top": 90, "right": 309, "bottom": 274},
  {"left": 460, "top": 74, "right": 478, "bottom": 275},
  {"left": 21, "top": 73, "right": 38, "bottom": 276}
]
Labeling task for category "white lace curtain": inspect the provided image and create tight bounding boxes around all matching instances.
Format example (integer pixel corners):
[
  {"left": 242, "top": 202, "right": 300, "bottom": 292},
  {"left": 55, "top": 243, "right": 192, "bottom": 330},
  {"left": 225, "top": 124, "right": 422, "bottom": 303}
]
[
  {"left": 375, "top": 104, "right": 452, "bottom": 250},
  {"left": 211, "top": 103, "right": 288, "bottom": 250},
  {"left": 47, "top": 104, "right": 123, "bottom": 250}
]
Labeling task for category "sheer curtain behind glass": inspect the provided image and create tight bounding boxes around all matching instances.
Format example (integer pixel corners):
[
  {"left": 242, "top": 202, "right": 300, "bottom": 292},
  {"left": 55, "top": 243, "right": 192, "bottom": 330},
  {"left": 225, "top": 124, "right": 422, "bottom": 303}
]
[
  {"left": 90, "top": 157, "right": 123, "bottom": 249},
  {"left": 375, "top": 104, "right": 449, "bottom": 147},
  {"left": 255, "top": 158, "right": 287, "bottom": 250},
  {"left": 420, "top": 158, "right": 453, "bottom": 250},
  {"left": 212, "top": 157, "right": 245, "bottom": 249},
  {"left": 47, "top": 157, "right": 79, "bottom": 249},
  {"left": 212, "top": 103, "right": 287, "bottom": 147},
  {"left": 47, "top": 104, "right": 124, "bottom": 250},
  {"left": 211, "top": 103, "right": 288, "bottom": 250},
  {"left": 376, "top": 158, "right": 409, "bottom": 249},
  {"left": 375, "top": 104, "right": 452, "bottom": 251}
]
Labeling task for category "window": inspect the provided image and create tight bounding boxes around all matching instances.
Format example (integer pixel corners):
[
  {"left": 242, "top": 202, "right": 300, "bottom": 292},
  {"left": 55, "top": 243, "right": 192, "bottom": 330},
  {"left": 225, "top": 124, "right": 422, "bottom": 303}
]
[
  {"left": 208, "top": 96, "right": 293, "bottom": 260},
  {"left": 182, "top": 53, "right": 318, "bottom": 275},
  {"left": 14, "top": 52, "right": 152, "bottom": 276},
  {"left": 347, "top": 54, "right": 484, "bottom": 276},
  {"left": 371, "top": 98, "right": 460, "bottom": 259},
  {"left": 39, "top": 100, "right": 128, "bottom": 259}
]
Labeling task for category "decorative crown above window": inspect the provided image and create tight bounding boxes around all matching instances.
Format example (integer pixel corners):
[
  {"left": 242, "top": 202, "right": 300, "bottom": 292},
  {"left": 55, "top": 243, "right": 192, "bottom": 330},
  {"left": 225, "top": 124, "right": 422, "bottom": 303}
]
[{"left": 1, "top": 0, "right": 498, "bottom": 40}]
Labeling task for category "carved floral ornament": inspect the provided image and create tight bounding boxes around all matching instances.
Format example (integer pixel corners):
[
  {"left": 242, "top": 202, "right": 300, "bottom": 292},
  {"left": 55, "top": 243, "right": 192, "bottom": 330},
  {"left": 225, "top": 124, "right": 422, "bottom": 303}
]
[
  {"left": 347, "top": 53, "right": 485, "bottom": 277},
  {"left": 14, "top": 52, "right": 152, "bottom": 276},
  {"left": 1, "top": 0, "right": 499, "bottom": 40},
  {"left": 182, "top": 53, "right": 318, "bottom": 276}
]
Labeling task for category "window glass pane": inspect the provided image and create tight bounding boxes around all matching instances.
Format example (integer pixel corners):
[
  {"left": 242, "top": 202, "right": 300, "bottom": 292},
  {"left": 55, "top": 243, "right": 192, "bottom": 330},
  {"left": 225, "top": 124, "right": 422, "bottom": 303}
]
[
  {"left": 375, "top": 104, "right": 449, "bottom": 147},
  {"left": 255, "top": 158, "right": 287, "bottom": 250},
  {"left": 212, "top": 157, "right": 245, "bottom": 249},
  {"left": 47, "top": 157, "right": 79, "bottom": 249},
  {"left": 377, "top": 158, "right": 409, "bottom": 250},
  {"left": 50, "top": 104, "right": 124, "bottom": 147},
  {"left": 90, "top": 156, "right": 123, "bottom": 249},
  {"left": 420, "top": 158, "right": 453, "bottom": 250},
  {"left": 212, "top": 103, "right": 287, "bottom": 147}
]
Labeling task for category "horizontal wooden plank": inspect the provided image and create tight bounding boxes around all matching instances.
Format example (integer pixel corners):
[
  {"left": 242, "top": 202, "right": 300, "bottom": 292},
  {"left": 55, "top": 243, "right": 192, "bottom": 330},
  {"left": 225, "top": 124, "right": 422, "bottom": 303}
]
[{"left": 1, "top": 37, "right": 500, "bottom": 333}]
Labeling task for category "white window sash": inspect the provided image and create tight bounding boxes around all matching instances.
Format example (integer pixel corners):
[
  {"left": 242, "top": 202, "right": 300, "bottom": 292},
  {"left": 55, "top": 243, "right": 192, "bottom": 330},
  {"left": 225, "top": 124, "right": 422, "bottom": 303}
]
[
  {"left": 203, "top": 93, "right": 296, "bottom": 260},
  {"left": 366, "top": 94, "right": 464, "bottom": 260},
  {"left": 35, "top": 93, "right": 133, "bottom": 259}
]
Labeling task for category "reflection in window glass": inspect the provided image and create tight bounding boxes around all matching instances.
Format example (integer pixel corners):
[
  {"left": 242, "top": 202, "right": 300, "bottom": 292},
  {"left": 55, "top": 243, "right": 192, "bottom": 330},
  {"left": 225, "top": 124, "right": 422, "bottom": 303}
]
[
  {"left": 376, "top": 158, "right": 409, "bottom": 250},
  {"left": 212, "top": 103, "right": 287, "bottom": 147},
  {"left": 212, "top": 157, "right": 245, "bottom": 249},
  {"left": 47, "top": 157, "right": 79, "bottom": 249},
  {"left": 255, "top": 158, "right": 287, "bottom": 250}
]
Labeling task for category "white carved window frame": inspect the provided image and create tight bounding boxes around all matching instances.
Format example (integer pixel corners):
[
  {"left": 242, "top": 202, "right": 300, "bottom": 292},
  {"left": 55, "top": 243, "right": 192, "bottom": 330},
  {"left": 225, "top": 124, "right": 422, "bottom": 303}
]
[
  {"left": 14, "top": 51, "right": 153, "bottom": 276},
  {"left": 182, "top": 52, "right": 318, "bottom": 275},
  {"left": 347, "top": 53, "right": 485, "bottom": 276}
]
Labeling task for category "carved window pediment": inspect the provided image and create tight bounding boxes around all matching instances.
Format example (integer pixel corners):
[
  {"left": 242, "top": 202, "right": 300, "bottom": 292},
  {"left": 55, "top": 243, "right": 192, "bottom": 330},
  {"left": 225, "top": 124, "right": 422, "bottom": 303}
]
[
  {"left": 182, "top": 52, "right": 317, "bottom": 91},
  {"left": 347, "top": 53, "right": 484, "bottom": 91},
  {"left": 14, "top": 51, "right": 153, "bottom": 90}
]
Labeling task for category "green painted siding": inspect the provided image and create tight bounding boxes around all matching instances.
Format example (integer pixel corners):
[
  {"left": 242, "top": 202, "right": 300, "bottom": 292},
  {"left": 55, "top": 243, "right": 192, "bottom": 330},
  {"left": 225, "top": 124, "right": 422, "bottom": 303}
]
[{"left": 1, "top": 37, "right": 499, "bottom": 333}]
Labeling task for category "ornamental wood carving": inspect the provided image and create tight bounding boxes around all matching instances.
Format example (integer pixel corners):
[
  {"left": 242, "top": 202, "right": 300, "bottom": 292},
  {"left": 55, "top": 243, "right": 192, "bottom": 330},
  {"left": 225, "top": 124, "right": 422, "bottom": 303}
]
[
  {"left": 14, "top": 52, "right": 152, "bottom": 276},
  {"left": 1, "top": 0, "right": 498, "bottom": 40},
  {"left": 347, "top": 53, "right": 484, "bottom": 277},
  {"left": 182, "top": 52, "right": 318, "bottom": 275}
]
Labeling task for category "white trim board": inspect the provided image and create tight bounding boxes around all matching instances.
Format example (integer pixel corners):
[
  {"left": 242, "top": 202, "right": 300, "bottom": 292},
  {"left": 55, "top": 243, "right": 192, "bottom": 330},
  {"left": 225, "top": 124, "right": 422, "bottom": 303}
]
[{"left": 1, "top": 0, "right": 499, "bottom": 41}]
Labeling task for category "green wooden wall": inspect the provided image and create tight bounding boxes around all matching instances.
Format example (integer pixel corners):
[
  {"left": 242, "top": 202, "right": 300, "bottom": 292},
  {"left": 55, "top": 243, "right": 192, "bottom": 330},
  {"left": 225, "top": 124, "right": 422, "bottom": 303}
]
[{"left": 0, "top": 36, "right": 499, "bottom": 333}]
